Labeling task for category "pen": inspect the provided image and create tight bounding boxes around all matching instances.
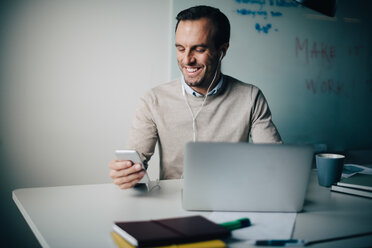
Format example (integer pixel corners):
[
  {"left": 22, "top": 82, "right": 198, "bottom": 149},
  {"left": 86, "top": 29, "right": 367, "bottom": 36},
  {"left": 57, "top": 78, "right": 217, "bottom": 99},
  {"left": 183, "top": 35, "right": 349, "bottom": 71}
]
[
  {"left": 255, "top": 239, "right": 305, "bottom": 246},
  {"left": 219, "top": 217, "right": 251, "bottom": 231},
  {"left": 255, "top": 231, "right": 372, "bottom": 246}
]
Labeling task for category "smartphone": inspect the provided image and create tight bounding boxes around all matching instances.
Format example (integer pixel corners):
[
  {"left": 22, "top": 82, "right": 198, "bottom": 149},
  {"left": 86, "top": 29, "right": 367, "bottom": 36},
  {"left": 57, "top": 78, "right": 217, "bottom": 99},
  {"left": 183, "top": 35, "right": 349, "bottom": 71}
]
[{"left": 115, "top": 150, "right": 149, "bottom": 184}]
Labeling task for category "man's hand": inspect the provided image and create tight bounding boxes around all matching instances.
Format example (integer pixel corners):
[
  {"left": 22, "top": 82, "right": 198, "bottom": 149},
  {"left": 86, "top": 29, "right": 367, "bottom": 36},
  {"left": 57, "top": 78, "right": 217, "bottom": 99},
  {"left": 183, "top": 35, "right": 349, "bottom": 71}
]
[{"left": 109, "top": 160, "right": 146, "bottom": 189}]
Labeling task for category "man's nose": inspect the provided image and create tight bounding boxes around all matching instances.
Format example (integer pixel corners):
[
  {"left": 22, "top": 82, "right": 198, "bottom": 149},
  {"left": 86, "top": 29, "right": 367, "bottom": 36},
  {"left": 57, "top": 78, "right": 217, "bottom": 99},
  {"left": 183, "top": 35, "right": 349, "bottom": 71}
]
[{"left": 183, "top": 51, "right": 195, "bottom": 65}]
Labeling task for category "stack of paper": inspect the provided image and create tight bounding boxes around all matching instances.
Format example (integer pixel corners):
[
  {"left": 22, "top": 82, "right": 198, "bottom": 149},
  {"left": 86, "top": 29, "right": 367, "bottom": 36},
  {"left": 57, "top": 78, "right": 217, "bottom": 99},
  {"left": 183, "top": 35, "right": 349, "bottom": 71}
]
[
  {"left": 331, "top": 174, "right": 372, "bottom": 198},
  {"left": 208, "top": 212, "right": 297, "bottom": 242},
  {"left": 111, "top": 232, "right": 226, "bottom": 248}
]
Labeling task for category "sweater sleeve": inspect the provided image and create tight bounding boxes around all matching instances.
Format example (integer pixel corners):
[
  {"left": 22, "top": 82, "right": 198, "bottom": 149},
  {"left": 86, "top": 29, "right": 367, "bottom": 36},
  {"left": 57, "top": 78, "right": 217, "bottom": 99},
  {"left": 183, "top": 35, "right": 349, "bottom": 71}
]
[
  {"left": 126, "top": 91, "right": 158, "bottom": 168},
  {"left": 250, "top": 89, "right": 282, "bottom": 143}
]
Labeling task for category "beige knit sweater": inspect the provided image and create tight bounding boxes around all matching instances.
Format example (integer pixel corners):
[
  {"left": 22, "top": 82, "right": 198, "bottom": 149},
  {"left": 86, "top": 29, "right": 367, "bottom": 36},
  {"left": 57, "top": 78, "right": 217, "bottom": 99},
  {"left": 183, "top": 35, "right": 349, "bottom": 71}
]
[{"left": 127, "top": 75, "right": 282, "bottom": 179}]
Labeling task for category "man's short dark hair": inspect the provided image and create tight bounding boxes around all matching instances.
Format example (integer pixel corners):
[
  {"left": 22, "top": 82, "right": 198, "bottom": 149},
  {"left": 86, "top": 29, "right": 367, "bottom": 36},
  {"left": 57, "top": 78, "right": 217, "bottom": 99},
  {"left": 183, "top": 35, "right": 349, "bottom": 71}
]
[{"left": 175, "top": 5, "right": 230, "bottom": 49}]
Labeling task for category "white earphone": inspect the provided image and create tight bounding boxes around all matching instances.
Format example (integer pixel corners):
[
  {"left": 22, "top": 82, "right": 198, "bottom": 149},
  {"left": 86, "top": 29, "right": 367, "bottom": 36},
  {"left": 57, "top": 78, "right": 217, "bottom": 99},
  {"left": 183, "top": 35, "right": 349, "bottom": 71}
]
[
  {"left": 219, "top": 51, "right": 224, "bottom": 61},
  {"left": 182, "top": 51, "right": 224, "bottom": 142}
]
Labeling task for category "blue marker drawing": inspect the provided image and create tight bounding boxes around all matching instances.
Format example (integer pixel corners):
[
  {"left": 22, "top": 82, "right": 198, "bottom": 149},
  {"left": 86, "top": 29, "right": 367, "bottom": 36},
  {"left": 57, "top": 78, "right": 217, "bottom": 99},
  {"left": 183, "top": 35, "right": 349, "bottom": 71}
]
[
  {"left": 236, "top": 0, "right": 299, "bottom": 8},
  {"left": 270, "top": 11, "right": 283, "bottom": 17},
  {"left": 269, "top": 0, "right": 299, "bottom": 7},
  {"left": 235, "top": 0, "right": 266, "bottom": 9},
  {"left": 255, "top": 23, "right": 273, "bottom": 34},
  {"left": 235, "top": 0, "right": 295, "bottom": 34},
  {"left": 237, "top": 9, "right": 268, "bottom": 19}
]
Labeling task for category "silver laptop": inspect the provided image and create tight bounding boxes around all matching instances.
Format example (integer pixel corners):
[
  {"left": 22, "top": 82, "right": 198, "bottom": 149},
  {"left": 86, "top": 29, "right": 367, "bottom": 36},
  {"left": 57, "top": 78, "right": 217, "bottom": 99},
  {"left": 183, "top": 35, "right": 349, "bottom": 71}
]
[{"left": 182, "top": 142, "right": 314, "bottom": 212}]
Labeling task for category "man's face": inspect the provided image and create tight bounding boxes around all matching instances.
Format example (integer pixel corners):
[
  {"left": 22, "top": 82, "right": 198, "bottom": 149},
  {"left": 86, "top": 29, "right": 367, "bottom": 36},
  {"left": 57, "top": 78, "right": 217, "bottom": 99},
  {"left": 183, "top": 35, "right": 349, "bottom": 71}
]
[{"left": 175, "top": 18, "right": 219, "bottom": 90}]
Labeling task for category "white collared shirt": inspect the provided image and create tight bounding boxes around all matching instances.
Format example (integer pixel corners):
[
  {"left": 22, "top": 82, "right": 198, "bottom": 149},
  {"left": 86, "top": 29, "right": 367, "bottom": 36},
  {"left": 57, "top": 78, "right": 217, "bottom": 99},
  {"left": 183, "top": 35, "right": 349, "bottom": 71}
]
[{"left": 181, "top": 74, "right": 224, "bottom": 97}]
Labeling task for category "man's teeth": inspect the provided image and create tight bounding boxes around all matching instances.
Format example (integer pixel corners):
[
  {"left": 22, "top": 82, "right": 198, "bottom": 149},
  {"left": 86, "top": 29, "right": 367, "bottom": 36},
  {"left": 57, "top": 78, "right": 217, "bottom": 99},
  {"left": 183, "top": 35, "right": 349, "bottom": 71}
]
[{"left": 186, "top": 68, "right": 198, "bottom": 72}]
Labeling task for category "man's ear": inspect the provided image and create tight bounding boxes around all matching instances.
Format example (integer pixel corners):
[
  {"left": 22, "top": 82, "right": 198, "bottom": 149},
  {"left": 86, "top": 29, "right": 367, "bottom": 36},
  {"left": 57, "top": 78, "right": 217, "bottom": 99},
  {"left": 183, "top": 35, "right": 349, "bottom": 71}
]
[{"left": 219, "top": 42, "right": 230, "bottom": 59}]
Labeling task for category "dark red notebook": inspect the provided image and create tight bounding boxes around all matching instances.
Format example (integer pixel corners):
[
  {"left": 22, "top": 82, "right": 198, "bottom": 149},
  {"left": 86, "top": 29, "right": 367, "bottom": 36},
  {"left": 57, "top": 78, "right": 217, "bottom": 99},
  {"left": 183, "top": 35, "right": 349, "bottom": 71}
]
[{"left": 113, "top": 215, "right": 231, "bottom": 247}]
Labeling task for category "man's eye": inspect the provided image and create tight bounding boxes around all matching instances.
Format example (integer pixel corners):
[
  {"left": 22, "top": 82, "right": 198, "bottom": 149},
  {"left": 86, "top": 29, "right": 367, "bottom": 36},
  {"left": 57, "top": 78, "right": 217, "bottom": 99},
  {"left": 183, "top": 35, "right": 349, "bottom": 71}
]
[
  {"left": 177, "top": 47, "right": 185, "bottom": 52},
  {"left": 196, "top": 49, "right": 205, "bottom": 53}
]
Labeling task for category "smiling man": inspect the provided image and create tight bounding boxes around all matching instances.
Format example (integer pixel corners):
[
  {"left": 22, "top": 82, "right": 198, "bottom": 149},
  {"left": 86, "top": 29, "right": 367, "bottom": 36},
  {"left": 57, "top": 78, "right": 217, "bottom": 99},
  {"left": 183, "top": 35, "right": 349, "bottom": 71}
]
[{"left": 109, "top": 5, "right": 282, "bottom": 189}]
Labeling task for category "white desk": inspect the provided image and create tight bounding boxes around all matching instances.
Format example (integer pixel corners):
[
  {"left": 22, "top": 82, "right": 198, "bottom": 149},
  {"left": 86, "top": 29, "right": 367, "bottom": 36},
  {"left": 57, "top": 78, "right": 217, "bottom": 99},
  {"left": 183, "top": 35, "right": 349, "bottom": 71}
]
[{"left": 13, "top": 171, "right": 372, "bottom": 248}]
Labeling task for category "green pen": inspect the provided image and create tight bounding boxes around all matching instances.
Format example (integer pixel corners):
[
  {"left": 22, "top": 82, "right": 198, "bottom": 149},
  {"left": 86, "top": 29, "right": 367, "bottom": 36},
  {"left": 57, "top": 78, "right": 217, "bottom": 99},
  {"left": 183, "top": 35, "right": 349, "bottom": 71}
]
[{"left": 219, "top": 217, "right": 251, "bottom": 231}]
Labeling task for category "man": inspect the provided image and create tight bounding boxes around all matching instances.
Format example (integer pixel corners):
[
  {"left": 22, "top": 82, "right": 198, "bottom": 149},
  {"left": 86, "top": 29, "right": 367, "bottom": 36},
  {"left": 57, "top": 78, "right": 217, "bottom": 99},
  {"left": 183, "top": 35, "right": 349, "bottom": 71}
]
[{"left": 109, "top": 5, "right": 282, "bottom": 189}]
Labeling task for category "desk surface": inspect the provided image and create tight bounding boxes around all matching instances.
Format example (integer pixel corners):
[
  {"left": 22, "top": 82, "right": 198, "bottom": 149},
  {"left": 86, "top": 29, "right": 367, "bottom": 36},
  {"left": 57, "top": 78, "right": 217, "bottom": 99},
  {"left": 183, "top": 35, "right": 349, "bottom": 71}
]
[{"left": 13, "top": 171, "right": 372, "bottom": 248}]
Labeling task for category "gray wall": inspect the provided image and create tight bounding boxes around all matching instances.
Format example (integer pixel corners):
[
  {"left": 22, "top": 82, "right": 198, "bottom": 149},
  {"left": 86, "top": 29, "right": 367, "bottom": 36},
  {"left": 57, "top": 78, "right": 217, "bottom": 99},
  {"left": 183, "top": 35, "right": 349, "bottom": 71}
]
[{"left": 0, "top": 0, "right": 170, "bottom": 246}]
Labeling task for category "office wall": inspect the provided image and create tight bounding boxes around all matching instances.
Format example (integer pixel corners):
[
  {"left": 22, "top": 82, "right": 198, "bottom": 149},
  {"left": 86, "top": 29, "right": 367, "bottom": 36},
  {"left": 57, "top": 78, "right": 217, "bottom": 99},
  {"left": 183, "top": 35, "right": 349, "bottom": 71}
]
[
  {"left": 0, "top": 0, "right": 171, "bottom": 246},
  {"left": 172, "top": 0, "right": 372, "bottom": 151}
]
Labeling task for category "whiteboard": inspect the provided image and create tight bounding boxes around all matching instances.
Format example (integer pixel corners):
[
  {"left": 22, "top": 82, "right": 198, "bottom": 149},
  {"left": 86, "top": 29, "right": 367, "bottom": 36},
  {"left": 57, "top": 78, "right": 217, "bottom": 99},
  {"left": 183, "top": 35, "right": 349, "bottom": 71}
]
[{"left": 171, "top": 0, "right": 372, "bottom": 151}]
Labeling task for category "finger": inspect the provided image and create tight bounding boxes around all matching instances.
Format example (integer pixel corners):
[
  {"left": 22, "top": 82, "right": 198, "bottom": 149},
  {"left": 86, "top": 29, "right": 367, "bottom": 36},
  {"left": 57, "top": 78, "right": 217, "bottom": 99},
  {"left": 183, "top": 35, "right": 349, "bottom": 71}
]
[
  {"left": 114, "top": 170, "right": 145, "bottom": 187},
  {"left": 117, "top": 163, "right": 143, "bottom": 177},
  {"left": 109, "top": 160, "right": 133, "bottom": 170},
  {"left": 119, "top": 181, "right": 138, "bottom": 189},
  {"left": 118, "top": 176, "right": 143, "bottom": 189},
  {"left": 109, "top": 162, "right": 144, "bottom": 179}
]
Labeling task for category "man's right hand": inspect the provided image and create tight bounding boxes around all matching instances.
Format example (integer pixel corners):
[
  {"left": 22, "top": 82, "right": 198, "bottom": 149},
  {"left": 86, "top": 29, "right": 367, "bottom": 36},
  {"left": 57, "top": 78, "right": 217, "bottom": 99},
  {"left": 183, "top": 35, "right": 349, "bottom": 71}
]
[{"left": 109, "top": 159, "right": 146, "bottom": 189}]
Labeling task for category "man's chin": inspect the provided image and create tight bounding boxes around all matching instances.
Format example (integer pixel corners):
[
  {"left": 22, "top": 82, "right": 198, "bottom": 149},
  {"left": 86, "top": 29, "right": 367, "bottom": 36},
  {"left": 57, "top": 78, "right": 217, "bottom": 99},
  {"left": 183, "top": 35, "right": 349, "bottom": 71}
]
[
  {"left": 187, "top": 82, "right": 200, "bottom": 87},
  {"left": 184, "top": 78, "right": 201, "bottom": 87}
]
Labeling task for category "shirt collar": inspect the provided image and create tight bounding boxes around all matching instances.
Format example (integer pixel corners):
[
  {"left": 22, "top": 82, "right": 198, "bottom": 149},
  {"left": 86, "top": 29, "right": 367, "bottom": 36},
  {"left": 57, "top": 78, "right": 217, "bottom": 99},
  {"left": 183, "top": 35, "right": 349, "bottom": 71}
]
[{"left": 181, "top": 74, "right": 224, "bottom": 97}]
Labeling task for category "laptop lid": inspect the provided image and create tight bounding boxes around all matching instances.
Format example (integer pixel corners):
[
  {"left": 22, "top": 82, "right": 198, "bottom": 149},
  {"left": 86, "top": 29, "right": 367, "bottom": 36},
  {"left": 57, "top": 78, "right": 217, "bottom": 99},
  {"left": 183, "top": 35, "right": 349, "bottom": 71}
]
[{"left": 182, "top": 142, "right": 314, "bottom": 212}]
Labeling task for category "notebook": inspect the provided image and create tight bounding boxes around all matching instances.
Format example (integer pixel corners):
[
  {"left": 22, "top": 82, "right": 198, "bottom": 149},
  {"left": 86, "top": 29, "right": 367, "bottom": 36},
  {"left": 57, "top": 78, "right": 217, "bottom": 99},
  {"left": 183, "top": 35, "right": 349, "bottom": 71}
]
[
  {"left": 182, "top": 142, "right": 314, "bottom": 212},
  {"left": 112, "top": 215, "right": 230, "bottom": 247}
]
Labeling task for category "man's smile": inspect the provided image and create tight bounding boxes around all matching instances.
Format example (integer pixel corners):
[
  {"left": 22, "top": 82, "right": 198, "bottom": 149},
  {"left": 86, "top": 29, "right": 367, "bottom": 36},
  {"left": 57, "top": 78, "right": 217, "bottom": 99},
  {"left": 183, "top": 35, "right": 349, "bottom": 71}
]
[{"left": 184, "top": 66, "right": 202, "bottom": 76}]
